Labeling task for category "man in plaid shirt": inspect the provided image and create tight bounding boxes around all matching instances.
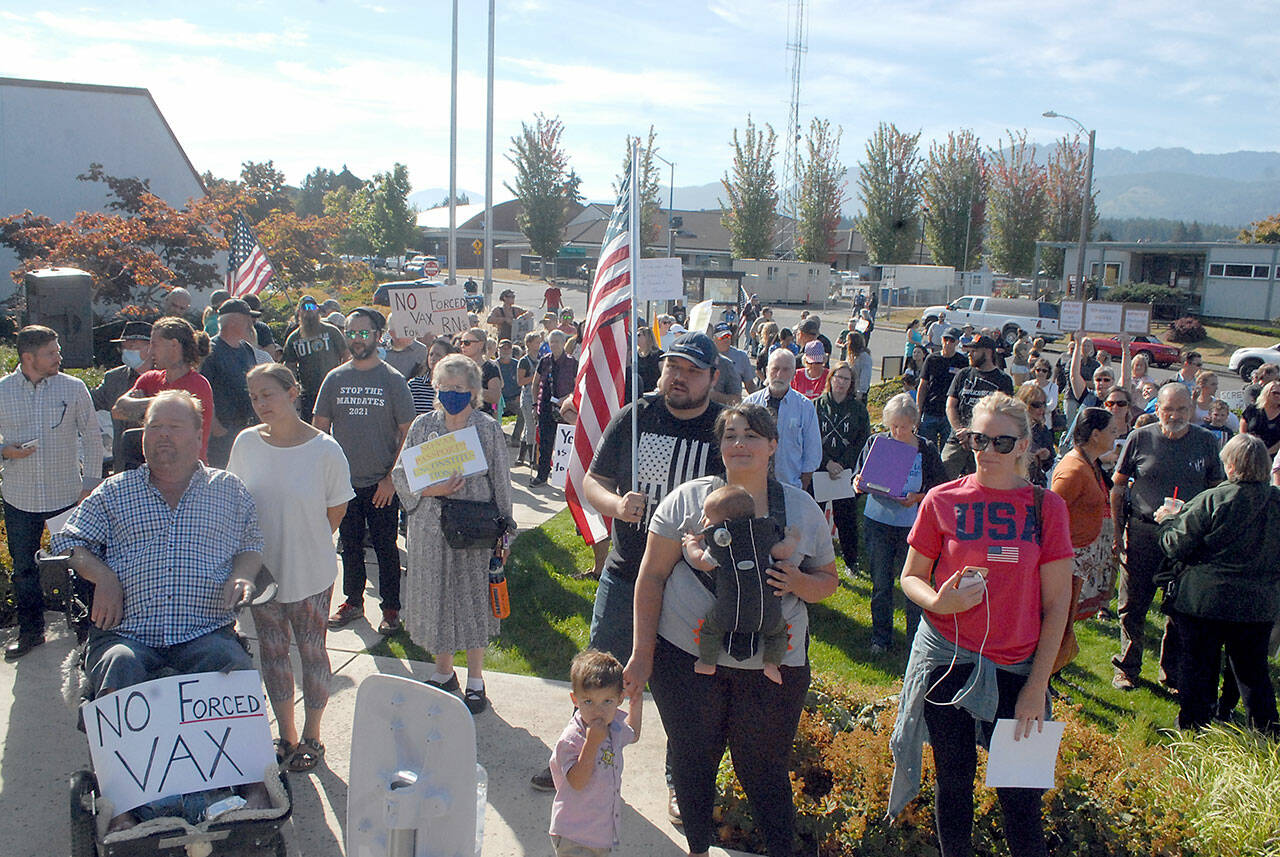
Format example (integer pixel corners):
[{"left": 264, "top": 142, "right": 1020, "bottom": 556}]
[{"left": 52, "top": 390, "right": 263, "bottom": 697}]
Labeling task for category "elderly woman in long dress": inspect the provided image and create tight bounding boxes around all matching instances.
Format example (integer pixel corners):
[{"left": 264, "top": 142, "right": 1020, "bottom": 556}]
[{"left": 393, "top": 354, "right": 512, "bottom": 714}]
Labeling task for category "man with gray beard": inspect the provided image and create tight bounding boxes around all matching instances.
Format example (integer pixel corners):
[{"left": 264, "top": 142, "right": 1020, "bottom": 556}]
[
  {"left": 1110, "top": 382, "right": 1224, "bottom": 691},
  {"left": 283, "top": 294, "right": 349, "bottom": 421}
]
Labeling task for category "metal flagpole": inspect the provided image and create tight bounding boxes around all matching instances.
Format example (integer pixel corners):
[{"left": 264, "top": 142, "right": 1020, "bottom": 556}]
[
  {"left": 629, "top": 138, "right": 641, "bottom": 495},
  {"left": 483, "top": 0, "right": 495, "bottom": 303},
  {"left": 448, "top": 0, "right": 458, "bottom": 286}
]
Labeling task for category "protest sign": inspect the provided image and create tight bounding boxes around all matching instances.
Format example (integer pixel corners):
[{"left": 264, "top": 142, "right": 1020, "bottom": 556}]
[
  {"left": 1058, "top": 300, "right": 1084, "bottom": 331},
  {"left": 398, "top": 425, "right": 488, "bottom": 493},
  {"left": 1122, "top": 304, "right": 1152, "bottom": 334},
  {"left": 387, "top": 284, "right": 469, "bottom": 339},
  {"left": 550, "top": 423, "right": 575, "bottom": 489},
  {"left": 634, "top": 258, "right": 684, "bottom": 301},
  {"left": 1083, "top": 301, "right": 1125, "bottom": 334},
  {"left": 82, "top": 670, "right": 274, "bottom": 814}
]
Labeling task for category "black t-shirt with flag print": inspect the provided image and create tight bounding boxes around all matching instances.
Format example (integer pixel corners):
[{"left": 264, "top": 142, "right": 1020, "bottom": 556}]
[
  {"left": 590, "top": 394, "right": 725, "bottom": 581},
  {"left": 947, "top": 366, "right": 1014, "bottom": 426}
]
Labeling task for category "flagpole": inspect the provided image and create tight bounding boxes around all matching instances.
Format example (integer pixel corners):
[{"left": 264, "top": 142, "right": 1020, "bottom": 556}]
[{"left": 629, "top": 138, "right": 641, "bottom": 496}]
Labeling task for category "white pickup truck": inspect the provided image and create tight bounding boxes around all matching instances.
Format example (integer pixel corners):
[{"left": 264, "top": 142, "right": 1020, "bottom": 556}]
[{"left": 921, "top": 295, "right": 1062, "bottom": 346}]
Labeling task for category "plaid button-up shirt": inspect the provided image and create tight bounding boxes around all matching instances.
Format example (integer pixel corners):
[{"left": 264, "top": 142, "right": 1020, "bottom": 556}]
[
  {"left": 52, "top": 465, "right": 263, "bottom": 647},
  {"left": 0, "top": 370, "right": 101, "bottom": 512}
]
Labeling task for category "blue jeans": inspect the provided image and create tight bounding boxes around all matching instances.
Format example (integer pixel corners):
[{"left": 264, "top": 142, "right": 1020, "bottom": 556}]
[
  {"left": 864, "top": 517, "right": 920, "bottom": 649},
  {"left": 85, "top": 624, "right": 252, "bottom": 697},
  {"left": 4, "top": 500, "right": 73, "bottom": 635},
  {"left": 589, "top": 568, "right": 635, "bottom": 663},
  {"left": 919, "top": 413, "right": 951, "bottom": 451}
]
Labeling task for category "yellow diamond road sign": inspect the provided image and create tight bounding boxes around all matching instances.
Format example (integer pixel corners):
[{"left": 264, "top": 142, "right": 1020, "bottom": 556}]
[{"left": 472, "top": 239, "right": 483, "bottom": 254}]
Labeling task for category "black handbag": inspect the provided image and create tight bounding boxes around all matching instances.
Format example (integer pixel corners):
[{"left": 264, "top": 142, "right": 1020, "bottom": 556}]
[{"left": 439, "top": 497, "right": 511, "bottom": 550}]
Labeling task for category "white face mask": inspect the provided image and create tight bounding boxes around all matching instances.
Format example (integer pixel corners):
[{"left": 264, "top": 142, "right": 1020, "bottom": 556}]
[{"left": 121, "top": 349, "right": 146, "bottom": 370}]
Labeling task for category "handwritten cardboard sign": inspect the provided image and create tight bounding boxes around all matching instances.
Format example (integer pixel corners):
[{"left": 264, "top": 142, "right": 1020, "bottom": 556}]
[
  {"left": 634, "top": 257, "right": 684, "bottom": 301},
  {"left": 1083, "top": 301, "right": 1125, "bottom": 333},
  {"left": 1058, "top": 300, "right": 1084, "bottom": 331},
  {"left": 82, "top": 670, "right": 275, "bottom": 814},
  {"left": 387, "top": 284, "right": 470, "bottom": 339},
  {"left": 1060, "top": 300, "right": 1151, "bottom": 335},
  {"left": 550, "top": 423, "right": 575, "bottom": 489},
  {"left": 398, "top": 425, "right": 488, "bottom": 492}
]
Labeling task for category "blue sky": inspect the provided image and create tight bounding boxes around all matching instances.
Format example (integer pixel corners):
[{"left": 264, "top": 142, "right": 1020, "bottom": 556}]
[{"left": 2, "top": 1, "right": 1278, "bottom": 203}]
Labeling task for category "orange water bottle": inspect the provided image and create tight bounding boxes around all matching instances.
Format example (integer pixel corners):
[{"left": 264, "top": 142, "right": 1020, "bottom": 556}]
[{"left": 488, "top": 555, "right": 510, "bottom": 619}]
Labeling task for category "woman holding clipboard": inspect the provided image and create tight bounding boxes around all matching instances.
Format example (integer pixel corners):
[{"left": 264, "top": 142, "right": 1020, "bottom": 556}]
[{"left": 851, "top": 393, "right": 945, "bottom": 654}]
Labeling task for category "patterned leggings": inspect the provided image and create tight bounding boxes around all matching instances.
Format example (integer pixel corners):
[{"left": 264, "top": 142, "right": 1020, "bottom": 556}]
[{"left": 251, "top": 587, "right": 332, "bottom": 711}]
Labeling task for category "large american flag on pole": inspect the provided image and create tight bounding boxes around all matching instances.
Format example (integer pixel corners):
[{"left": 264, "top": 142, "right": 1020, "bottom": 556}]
[
  {"left": 226, "top": 212, "right": 274, "bottom": 297},
  {"left": 564, "top": 165, "right": 637, "bottom": 545}
]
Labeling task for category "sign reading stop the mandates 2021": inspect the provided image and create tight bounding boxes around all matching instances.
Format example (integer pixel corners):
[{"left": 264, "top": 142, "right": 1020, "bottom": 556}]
[
  {"left": 388, "top": 284, "right": 470, "bottom": 339},
  {"left": 82, "top": 670, "right": 275, "bottom": 814}
]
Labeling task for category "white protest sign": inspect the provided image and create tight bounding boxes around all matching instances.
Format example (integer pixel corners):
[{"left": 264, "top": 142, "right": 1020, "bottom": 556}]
[
  {"left": 1123, "top": 305, "right": 1151, "bottom": 334},
  {"left": 634, "top": 257, "right": 684, "bottom": 301},
  {"left": 1058, "top": 300, "right": 1084, "bottom": 332},
  {"left": 387, "top": 284, "right": 469, "bottom": 339},
  {"left": 82, "top": 670, "right": 274, "bottom": 814},
  {"left": 811, "top": 469, "right": 855, "bottom": 502},
  {"left": 398, "top": 425, "right": 489, "bottom": 493},
  {"left": 1221, "top": 389, "right": 1247, "bottom": 411},
  {"left": 985, "top": 719, "right": 1066, "bottom": 789},
  {"left": 550, "top": 423, "right": 575, "bottom": 489},
  {"left": 1083, "top": 301, "right": 1125, "bottom": 334}
]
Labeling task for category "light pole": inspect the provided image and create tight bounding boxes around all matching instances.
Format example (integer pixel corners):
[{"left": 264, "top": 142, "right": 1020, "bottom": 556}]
[
  {"left": 1043, "top": 110, "right": 1095, "bottom": 299},
  {"left": 482, "top": 0, "right": 495, "bottom": 300},
  {"left": 653, "top": 153, "right": 676, "bottom": 258}
]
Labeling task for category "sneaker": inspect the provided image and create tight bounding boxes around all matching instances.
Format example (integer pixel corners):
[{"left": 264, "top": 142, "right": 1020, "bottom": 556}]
[
  {"left": 377, "top": 610, "right": 402, "bottom": 635},
  {"left": 530, "top": 766, "right": 556, "bottom": 792},
  {"left": 667, "top": 788, "right": 683, "bottom": 827},
  {"left": 327, "top": 602, "right": 363, "bottom": 629},
  {"left": 1112, "top": 671, "right": 1137, "bottom": 691},
  {"left": 463, "top": 685, "right": 488, "bottom": 715},
  {"left": 529, "top": 475, "right": 548, "bottom": 487}
]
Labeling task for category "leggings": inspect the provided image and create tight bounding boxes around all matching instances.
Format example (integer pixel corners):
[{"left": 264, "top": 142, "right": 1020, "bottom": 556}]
[
  {"left": 922, "top": 664, "right": 1047, "bottom": 857},
  {"left": 252, "top": 587, "right": 333, "bottom": 711},
  {"left": 649, "top": 637, "right": 808, "bottom": 857}
]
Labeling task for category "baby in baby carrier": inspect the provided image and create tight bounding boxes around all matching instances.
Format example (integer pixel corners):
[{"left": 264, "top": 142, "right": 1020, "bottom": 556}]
[{"left": 682, "top": 485, "right": 799, "bottom": 685}]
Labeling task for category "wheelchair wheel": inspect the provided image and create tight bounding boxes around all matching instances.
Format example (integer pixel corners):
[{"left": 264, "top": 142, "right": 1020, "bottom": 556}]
[{"left": 69, "top": 770, "right": 98, "bottom": 857}]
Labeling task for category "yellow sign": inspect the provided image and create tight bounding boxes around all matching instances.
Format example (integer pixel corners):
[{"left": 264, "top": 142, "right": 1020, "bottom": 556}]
[
  {"left": 472, "top": 239, "right": 484, "bottom": 254},
  {"left": 399, "top": 425, "right": 488, "bottom": 492}
]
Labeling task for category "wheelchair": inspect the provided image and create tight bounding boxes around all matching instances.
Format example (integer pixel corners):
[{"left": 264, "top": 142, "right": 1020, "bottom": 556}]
[{"left": 39, "top": 552, "right": 293, "bottom": 857}]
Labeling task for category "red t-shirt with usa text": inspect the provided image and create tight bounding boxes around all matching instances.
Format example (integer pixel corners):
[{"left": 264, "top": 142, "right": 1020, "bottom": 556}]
[{"left": 908, "top": 475, "right": 1073, "bottom": 664}]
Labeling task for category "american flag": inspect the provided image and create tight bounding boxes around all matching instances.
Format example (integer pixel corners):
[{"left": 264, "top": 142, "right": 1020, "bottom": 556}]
[
  {"left": 564, "top": 164, "right": 637, "bottom": 545},
  {"left": 226, "top": 212, "right": 274, "bottom": 297},
  {"left": 987, "top": 545, "right": 1020, "bottom": 563},
  {"left": 735, "top": 283, "right": 752, "bottom": 343}
]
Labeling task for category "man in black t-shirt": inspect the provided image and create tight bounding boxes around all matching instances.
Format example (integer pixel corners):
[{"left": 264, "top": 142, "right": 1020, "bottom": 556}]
[
  {"left": 942, "top": 334, "right": 1014, "bottom": 478},
  {"left": 917, "top": 327, "right": 967, "bottom": 449}
]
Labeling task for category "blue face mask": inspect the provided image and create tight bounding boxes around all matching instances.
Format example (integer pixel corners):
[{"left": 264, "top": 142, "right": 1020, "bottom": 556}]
[
  {"left": 438, "top": 390, "right": 472, "bottom": 414},
  {"left": 121, "top": 349, "right": 146, "bottom": 370}
]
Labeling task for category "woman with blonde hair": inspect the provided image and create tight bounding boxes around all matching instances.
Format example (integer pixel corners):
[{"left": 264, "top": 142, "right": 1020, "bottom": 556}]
[{"left": 889, "top": 392, "right": 1074, "bottom": 856}]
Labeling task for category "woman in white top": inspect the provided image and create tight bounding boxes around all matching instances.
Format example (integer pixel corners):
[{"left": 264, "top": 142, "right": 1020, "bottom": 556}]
[
  {"left": 229, "top": 364, "right": 354, "bottom": 772},
  {"left": 1023, "top": 357, "right": 1059, "bottom": 413}
]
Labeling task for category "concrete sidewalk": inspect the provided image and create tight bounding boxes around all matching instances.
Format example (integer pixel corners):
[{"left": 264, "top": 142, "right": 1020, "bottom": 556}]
[{"left": 0, "top": 474, "right": 748, "bottom": 856}]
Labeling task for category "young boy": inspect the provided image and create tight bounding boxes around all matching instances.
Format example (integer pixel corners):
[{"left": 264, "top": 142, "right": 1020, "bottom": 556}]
[
  {"left": 1203, "top": 399, "right": 1235, "bottom": 448},
  {"left": 548, "top": 650, "right": 641, "bottom": 857},
  {"left": 681, "top": 484, "right": 799, "bottom": 685}
]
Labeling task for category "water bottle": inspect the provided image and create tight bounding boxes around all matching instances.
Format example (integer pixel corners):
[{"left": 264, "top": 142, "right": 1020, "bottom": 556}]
[{"left": 488, "top": 556, "right": 510, "bottom": 619}]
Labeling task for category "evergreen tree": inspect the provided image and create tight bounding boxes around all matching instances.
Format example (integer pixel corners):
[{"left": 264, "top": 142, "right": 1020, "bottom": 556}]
[
  {"left": 720, "top": 116, "right": 779, "bottom": 260},
  {"left": 504, "top": 114, "right": 581, "bottom": 265}
]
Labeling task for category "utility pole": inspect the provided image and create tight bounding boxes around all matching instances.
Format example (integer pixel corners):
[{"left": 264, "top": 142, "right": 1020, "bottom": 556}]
[
  {"left": 448, "top": 0, "right": 458, "bottom": 286},
  {"left": 483, "top": 0, "right": 495, "bottom": 300}
]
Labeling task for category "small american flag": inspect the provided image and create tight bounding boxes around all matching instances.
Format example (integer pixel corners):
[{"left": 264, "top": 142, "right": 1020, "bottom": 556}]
[
  {"left": 226, "top": 212, "right": 274, "bottom": 297},
  {"left": 987, "top": 545, "right": 1020, "bottom": 564},
  {"left": 735, "top": 283, "right": 752, "bottom": 343}
]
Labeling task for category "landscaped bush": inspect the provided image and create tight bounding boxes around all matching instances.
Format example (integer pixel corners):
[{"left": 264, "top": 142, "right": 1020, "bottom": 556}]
[
  {"left": 1166, "top": 316, "right": 1207, "bottom": 343},
  {"left": 713, "top": 677, "right": 1198, "bottom": 856},
  {"left": 1104, "top": 282, "right": 1181, "bottom": 304}
]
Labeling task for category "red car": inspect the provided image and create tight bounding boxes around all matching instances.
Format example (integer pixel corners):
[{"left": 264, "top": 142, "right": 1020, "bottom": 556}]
[{"left": 1090, "top": 334, "right": 1181, "bottom": 368}]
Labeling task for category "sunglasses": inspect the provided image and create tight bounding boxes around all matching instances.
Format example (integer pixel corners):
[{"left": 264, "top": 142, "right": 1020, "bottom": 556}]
[
  {"left": 301, "top": 302, "right": 318, "bottom": 311},
  {"left": 1028, "top": 401, "right": 1046, "bottom": 409},
  {"left": 1104, "top": 399, "right": 1129, "bottom": 408},
  {"left": 1035, "top": 368, "right": 1050, "bottom": 374},
  {"left": 345, "top": 329, "right": 374, "bottom": 340},
  {"left": 967, "top": 432, "right": 1019, "bottom": 454},
  {"left": 459, "top": 339, "right": 480, "bottom": 346}
]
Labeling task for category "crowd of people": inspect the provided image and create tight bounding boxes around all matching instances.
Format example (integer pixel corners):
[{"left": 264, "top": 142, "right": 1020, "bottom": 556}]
[{"left": 6, "top": 281, "right": 1280, "bottom": 856}]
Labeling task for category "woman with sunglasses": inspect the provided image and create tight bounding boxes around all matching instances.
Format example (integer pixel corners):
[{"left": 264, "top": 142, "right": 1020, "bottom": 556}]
[
  {"left": 889, "top": 392, "right": 1074, "bottom": 857},
  {"left": 1241, "top": 380, "right": 1280, "bottom": 456},
  {"left": 1014, "top": 385, "right": 1055, "bottom": 486}
]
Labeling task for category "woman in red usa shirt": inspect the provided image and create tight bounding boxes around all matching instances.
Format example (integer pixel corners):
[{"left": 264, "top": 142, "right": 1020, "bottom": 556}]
[{"left": 888, "top": 391, "right": 1073, "bottom": 857}]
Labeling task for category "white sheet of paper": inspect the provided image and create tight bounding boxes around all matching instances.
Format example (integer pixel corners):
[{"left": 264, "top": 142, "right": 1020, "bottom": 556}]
[
  {"left": 634, "top": 257, "right": 684, "bottom": 301},
  {"left": 1058, "top": 300, "right": 1084, "bottom": 331},
  {"left": 810, "top": 469, "right": 855, "bottom": 502},
  {"left": 46, "top": 508, "right": 75, "bottom": 534},
  {"left": 549, "top": 423, "right": 575, "bottom": 489},
  {"left": 984, "top": 718, "right": 1065, "bottom": 789}
]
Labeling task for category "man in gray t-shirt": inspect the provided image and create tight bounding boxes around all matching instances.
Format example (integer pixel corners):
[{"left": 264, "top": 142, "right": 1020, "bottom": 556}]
[
  {"left": 313, "top": 307, "right": 416, "bottom": 634},
  {"left": 1110, "top": 383, "right": 1224, "bottom": 689}
]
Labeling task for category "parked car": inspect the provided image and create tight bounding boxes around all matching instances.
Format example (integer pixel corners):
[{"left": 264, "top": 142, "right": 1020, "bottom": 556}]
[
  {"left": 1229, "top": 343, "right": 1280, "bottom": 381},
  {"left": 921, "top": 295, "right": 1062, "bottom": 345},
  {"left": 1091, "top": 334, "right": 1181, "bottom": 368}
]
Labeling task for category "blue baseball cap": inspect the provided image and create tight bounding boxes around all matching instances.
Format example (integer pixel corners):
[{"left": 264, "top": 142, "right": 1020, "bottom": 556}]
[{"left": 660, "top": 332, "right": 718, "bottom": 370}]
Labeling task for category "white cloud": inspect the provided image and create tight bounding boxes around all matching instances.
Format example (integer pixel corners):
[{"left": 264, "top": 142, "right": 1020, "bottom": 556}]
[{"left": 18, "top": 11, "right": 307, "bottom": 51}]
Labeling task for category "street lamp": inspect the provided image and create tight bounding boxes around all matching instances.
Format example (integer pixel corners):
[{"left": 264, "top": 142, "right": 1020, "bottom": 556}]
[
  {"left": 653, "top": 153, "right": 676, "bottom": 258},
  {"left": 1043, "top": 110, "right": 1095, "bottom": 299}
]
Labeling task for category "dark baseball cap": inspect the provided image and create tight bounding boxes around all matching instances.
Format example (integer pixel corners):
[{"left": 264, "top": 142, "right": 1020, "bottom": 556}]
[
  {"left": 943, "top": 327, "right": 962, "bottom": 340},
  {"left": 713, "top": 322, "right": 733, "bottom": 338},
  {"left": 217, "top": 298, "right": 261, "bottom": 317},
  {"left": 963, "top": 334, "right": 998, "bottom": 351},
  {"left": 111, "top": 321, "right": 153, "bottom": 343},
  {"left": 660, "top": 332, "right": 718, "bottom": 370}
]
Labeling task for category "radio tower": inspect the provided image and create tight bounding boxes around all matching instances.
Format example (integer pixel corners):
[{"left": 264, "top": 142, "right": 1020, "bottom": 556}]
[{"left": 780, "top": 0, "right": 807, "bottom": 259}]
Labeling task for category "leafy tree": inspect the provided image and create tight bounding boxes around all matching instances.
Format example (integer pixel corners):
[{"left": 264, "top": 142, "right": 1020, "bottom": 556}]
[
  {"left": 987, "top": 130, "right": 1047, "bottom": 276},
  {"left": 297, "top": 167, "right": 338, "bottom": 218},
  {"left": 615, "top": 126, "right": 663, "bottom": 254},
  {"left": 252, "top": 210, "right": 344, "bottom": 285},
  {"left": 795, "top": 118, "right": 846, "bottom": 264},
  {"left": 1040, "top": 135, "right": 1098, "bottom": 278},
  {"left": 348, "top": 164, "right": 415, "bottom": 257},
  {"left": 720, "top": 115, "right": 779, "bottom": 260},
  {"left": 855, "top": 122, "right": 923, "bottom": 264},
  {"left": 504, "top": 114, "right": 582, "bottom": 265},
  {"left": 435, "top": 193, "right": 471, "bottom": 208},
  {"left": 323, "top": 186, "right": 372, "bottom": 256},
  {"left": 239, "top": 160, "right": 293, "bottom": 221},
  {"left": 921, "top": 130, "right": 986, "bottom": 270},
  {"left": 1240, "top": 213, "right": 1280, "bottom": 243}
]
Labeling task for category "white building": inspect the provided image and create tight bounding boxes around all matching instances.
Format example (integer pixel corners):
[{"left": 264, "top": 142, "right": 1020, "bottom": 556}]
[{"left": 0, "top": 77, "right": 208, "bottom": 301}]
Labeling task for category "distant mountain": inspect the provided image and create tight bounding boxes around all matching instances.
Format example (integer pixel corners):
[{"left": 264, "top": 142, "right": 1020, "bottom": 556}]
[
  {"left": 1091, "top": 147, "right": 1280, "bottom": 183},
  {"left": 409, "top": 187, "right": 485, "bottom": 211}
]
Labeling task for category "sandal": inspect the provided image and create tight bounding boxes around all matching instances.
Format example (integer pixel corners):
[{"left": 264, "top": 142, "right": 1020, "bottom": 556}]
[
  {"left": 274, "top": 738, "right": 297, "bottom": 766},
  {"left": 288, "top": 737, "right": 326, "bottom": 772}
]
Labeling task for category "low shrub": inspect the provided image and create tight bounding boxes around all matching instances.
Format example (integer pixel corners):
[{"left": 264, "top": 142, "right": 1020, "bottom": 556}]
[
  {"left": 1104, "top": 282, "right": 1181, "bottom": 304},
  {"left": 1209, "top": 319, "right": 1280, "bottom": 339},
  {"left": 713, "top": 677, "right": 1196, "bottom": 856},
  {"left": 1166, "top": 316, "right": 1207, "bottom": 343}
]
